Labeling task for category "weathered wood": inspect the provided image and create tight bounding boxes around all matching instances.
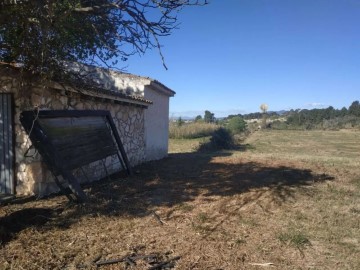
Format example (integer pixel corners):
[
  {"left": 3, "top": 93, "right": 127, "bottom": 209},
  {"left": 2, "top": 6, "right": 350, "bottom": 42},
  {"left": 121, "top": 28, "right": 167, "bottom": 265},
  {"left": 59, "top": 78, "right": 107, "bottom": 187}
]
[
  {"left": 95, "top": 254, "right": 158, "bottom": 267},
  {"left": 147, "top": 256, "right": 181, "bottom": 270},
  {"left": 20, "top": 110, "right": 131, "bottom": 201},
  {"left": 52, "top": 174, "right": 75, "bottom": 202},
  {"left": 38, "top": 117, "right": 117, "bottom": 170},
  {"left": 95, "top": 255, "right": 129, "bottom": 266},
  {"left": 0, "top": 95, "right": 4, "bottom": 192},
  {"left": 0, "top": 94, "right": 14, "bottom": 194},
  {"left": 61, "top": 170, "right": 87, "bottom": 202},
  {"left": 106, "top": 114, "right": 132, "bottom": 175}
]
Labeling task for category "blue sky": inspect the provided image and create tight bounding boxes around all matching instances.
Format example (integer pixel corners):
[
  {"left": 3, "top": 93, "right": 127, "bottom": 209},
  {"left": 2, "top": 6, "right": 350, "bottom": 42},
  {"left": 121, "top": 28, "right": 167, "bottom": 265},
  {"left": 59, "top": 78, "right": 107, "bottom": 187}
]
[{"left": 121, "top": 0, "right": 360, "bottom": 118}]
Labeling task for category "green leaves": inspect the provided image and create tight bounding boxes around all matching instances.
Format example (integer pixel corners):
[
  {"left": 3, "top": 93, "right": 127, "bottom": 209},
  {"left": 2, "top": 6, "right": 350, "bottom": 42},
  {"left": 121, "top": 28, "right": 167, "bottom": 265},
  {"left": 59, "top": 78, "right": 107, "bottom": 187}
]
[{"left": 0, "top": 0, "right": 207, "bottom": 77}]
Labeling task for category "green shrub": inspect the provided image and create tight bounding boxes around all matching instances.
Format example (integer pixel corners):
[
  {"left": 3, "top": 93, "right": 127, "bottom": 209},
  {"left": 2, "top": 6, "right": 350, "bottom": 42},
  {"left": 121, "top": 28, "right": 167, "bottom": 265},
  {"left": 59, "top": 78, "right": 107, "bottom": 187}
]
[
  {"left": 198, "top": 127, "right": 234, "bottom": 151},
  {"left": 210, "top": 127, "right": 234, "bottom": 149},
  {"left": 227, "top": 116, "right": 247, "bottom": 134}
]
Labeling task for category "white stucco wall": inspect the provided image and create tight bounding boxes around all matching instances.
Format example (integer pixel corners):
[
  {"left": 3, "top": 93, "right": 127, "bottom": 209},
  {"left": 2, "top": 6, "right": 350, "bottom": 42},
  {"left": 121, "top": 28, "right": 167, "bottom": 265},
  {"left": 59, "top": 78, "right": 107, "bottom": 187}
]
[{"left": 143, "top": 86, "right": 171, "bottom": 161}]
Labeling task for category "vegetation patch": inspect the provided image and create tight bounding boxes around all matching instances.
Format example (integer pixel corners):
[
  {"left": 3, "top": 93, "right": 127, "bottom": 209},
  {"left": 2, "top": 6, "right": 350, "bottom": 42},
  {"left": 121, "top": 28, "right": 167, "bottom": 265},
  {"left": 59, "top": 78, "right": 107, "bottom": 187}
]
[
  {"left": 278, "top": 230, "right": 311, "bottom": 249},
  {"left": 1, "top": 130, "right": 360, "bottom": 269},
  {"left": 169, "top": 122, "right": 219, "bottom": 139}
]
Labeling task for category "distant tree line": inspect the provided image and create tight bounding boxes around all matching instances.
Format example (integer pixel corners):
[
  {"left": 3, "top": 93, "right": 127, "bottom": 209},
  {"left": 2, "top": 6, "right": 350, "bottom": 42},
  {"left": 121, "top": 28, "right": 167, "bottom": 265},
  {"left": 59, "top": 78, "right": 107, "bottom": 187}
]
[
  {"left": 227, "top": 111, "right": 279, "bottom": 120},
  {"left": 224, "top": 100, "right": 360, "bottom": 131},
  {"left": 283, "top": 101, "right": 360, "bottom": 130}
]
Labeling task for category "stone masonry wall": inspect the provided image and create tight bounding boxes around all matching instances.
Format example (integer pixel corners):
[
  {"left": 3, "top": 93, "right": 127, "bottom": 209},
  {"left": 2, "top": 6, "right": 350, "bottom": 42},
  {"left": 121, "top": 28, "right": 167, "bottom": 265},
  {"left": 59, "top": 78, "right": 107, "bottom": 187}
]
[{"left": 0, "top": 74, "right": 145, "bottom": 196}]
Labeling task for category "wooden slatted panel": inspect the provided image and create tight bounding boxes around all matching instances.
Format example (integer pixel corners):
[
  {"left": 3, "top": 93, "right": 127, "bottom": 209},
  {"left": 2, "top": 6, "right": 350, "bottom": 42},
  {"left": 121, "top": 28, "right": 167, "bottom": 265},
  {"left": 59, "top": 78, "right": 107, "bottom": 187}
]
[
  {"left": 38, "top": 116, "right": 117, "bottom": 171},
  {"left": 0, "top": 94, "right": 14, "bottom": 194}
]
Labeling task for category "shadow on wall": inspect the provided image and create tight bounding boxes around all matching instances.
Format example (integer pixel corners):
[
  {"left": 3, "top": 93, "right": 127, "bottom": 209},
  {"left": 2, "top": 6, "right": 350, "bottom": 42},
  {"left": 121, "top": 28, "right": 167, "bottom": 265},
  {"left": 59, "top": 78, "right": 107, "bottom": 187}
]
[{"left": 0, "top": 145, "right": 334, "bottom": 245}]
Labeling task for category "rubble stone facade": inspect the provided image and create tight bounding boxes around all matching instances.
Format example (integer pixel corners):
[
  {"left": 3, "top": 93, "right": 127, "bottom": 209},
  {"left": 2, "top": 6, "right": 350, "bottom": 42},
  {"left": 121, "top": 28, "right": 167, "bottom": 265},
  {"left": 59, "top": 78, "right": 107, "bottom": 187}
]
[{"left": 1, "top": 74, "right": 146, "bottom": 196}]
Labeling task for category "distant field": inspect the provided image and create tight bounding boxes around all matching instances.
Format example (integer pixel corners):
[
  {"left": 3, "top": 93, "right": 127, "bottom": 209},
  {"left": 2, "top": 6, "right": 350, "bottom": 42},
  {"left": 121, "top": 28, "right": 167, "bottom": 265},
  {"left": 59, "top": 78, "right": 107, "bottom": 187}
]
[{"left": 1, "top": 130, "right": 359, "bottom": 269}]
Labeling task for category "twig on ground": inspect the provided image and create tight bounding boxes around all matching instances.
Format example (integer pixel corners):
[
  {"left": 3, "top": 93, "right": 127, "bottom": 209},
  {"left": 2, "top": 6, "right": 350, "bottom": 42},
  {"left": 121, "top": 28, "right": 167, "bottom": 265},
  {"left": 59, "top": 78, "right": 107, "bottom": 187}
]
[
  {"left": 249, "top": 262, "right": 275, "bottom": 267},
  {"left": 152, "top": 211, "right": 167, "bottom": 225},
  {"left": 148, "top": 256, "right": 181, "bottom": 270},
  {"left": 95, "top": 254, "right": 159, "bottom": 267}
]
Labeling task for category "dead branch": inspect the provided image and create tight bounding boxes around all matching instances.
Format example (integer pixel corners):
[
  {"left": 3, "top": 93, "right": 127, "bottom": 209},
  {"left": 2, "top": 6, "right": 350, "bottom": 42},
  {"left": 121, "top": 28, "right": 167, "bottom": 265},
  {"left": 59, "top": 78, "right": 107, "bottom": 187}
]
[{"left": 148, "top": 256, "right": 181, "bottom": 270}]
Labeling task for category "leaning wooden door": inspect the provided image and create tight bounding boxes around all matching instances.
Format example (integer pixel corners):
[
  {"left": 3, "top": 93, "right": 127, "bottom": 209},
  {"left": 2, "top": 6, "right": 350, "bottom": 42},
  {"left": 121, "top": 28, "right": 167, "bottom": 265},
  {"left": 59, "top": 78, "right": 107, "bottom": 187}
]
[{"left": 0, "top": 93, "right": 14, "bottom": 194}]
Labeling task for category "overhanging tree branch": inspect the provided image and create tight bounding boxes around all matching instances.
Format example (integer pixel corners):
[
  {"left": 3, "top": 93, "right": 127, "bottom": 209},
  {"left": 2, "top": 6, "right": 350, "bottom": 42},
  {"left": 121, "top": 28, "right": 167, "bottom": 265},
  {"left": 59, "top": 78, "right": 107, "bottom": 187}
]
[{"left": 0, "top": 0, "right": 208, "bottom": 78}]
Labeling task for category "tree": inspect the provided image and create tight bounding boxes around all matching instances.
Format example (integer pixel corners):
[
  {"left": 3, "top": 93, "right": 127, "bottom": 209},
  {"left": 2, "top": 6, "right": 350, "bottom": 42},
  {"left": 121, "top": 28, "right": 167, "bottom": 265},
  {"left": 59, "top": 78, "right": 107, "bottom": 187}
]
[
  {"left": 260, "top": 103, "right": 268, "bottom": 128},
  {"left": 204, "top": 110, "right": 215, "bottom": 123},
  {"left": 0, "top": 0, "right": 207, "bottom": 80},
  {"left": 227, "top": 116, "right": 247, "bottom": 134},
  {"left": 349, "top": 101, "right": 360, "bottom": 117},
  {"left": 260, "top": 103, "right": 268, "bottom": 114},
  {"left": 176, "top": 117, "right": 184, "bottom": 127},
  {"left": 340, "top": 107, "right": 348, "bottom": 117},
  {"left": 194, "top": 115, "right": 202, "bottom": 122}
]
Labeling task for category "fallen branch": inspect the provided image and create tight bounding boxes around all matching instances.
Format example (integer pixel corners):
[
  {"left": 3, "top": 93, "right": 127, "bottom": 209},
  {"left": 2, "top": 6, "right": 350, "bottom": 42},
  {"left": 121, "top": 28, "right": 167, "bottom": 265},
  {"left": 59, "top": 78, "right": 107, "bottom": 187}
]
[
  {"left": 95, "top": 254, "right": 158, "bottom": 267},
  {"left": 152, "top": 211, "right": 167, "bottom": 225},
  {"left": 95, "top": 255, "right": 128, "bottom": 266},
  {"left": 148, "top": 256, "right": 181, "bottom": 270},
  {"left": 249, "top": 262, "right": 275, "bottom": 267}
]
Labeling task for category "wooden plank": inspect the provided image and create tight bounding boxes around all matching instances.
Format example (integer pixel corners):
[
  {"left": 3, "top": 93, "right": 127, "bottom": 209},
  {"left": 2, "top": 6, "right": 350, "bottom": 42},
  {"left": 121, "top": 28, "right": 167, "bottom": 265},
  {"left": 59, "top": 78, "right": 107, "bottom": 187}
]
[
  {"left": 20, "top": 110, "right": 132, "bottom": 201},
  {"left": 0, "top": 94, "right": 14, "bottom": 194},
  {"left": 106, "top": 114, "right": 132, "bottom": 175},
  {"left": 38, "top": 117, "right": 117, "bottom": 170},
  {"left": 4, "top": 95, "right": 10, "bottom": 192},
  {"left": 0, "top": 94, "right": 4, "bottom": 193},
  {"left": 61, "top": 170, "right": 87, "bottom": 202},
  {"left": 6, "top": 94, "right": 14, "bottom": 194},
  {"left": 3, "top": 95, "right": 10, "bottom": 193}
]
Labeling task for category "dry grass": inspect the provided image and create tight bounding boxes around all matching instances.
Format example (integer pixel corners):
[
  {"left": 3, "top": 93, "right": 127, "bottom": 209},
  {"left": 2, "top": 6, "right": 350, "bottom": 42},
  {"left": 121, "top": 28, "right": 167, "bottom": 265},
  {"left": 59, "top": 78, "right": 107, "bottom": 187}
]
[
  {"left": 169, "top": 122, "right": 219, "bottom": 139},
  {"left": 168, "top": 137, "right": 210, "bottom": 153},
  {"left": 1, "top": 130, "right": 360, "bottom": 269}
]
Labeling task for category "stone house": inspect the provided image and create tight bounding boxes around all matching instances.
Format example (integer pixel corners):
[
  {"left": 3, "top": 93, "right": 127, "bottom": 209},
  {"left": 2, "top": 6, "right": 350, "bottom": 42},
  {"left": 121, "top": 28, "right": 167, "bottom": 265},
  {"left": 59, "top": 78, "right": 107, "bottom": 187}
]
[{"left": 0, "top": 63, "right": 175, "bottom": 196}]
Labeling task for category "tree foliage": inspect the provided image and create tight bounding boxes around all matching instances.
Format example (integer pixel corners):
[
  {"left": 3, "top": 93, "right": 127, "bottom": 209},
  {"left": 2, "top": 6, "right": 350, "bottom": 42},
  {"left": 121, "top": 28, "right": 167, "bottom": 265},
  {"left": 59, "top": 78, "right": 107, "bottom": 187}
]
[
  {"left": 0, "top": 0, "right": 206, "bottom": 77},
  {"left": 260, "top": 103, "right": 268, "bottom": 113},
  {"left": 349, "top": 101, "right": 360, "bottom": 117},
  {"left": 194, "top": 115, "right": 202, "bottom": 122},
  {"left": 286, "top": 101, "right": 360, "bottom": 129},
  {"left": 204, "top": 110, "right": 215, "bottom": 123},
  {"left": 227, "top": 116, "right": 246, "bottom": 134}
]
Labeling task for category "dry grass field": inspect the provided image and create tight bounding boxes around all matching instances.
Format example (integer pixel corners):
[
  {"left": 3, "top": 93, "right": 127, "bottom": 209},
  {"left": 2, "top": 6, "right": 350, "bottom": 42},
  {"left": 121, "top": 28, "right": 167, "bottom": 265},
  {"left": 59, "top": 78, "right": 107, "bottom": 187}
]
[{"left": 1, "top": 130, "right": 359, "bottom": 269}]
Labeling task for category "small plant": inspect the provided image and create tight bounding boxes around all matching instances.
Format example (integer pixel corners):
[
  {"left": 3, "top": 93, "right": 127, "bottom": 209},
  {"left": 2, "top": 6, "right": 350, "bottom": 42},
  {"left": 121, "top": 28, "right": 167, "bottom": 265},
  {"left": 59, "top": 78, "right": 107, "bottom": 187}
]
[
  {"left": 278, "top": 230, "right": 311, "bottom": 249},
  {"left": 197, "top": 212, "right": 209, "bottom": 223},
  {"left": 234, "top": 238, "right": 246, "bottom": 245},
  {"left": 191, "top": 222, "right": 212, "bottom": 234},
  {"left": 350, "top": 207, "right": 360, "bottom": 214},
  {"left": 176, "top": 203, "right": 194, "bottom": 212}
]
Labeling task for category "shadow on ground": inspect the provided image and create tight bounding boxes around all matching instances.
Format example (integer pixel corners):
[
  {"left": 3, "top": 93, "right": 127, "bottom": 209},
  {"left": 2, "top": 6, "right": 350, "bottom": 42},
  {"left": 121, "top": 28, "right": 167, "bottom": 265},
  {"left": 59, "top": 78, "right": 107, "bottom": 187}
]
[{"left": 0, "top": 147, "right": 334, "bottom": 245}]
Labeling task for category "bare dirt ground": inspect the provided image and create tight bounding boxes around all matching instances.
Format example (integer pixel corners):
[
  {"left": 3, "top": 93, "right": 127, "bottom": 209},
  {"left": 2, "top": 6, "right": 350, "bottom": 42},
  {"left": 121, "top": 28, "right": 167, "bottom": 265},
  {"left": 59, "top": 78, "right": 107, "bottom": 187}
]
[{"left": 1, "top": 130, "right": 359, "bottom": 269}]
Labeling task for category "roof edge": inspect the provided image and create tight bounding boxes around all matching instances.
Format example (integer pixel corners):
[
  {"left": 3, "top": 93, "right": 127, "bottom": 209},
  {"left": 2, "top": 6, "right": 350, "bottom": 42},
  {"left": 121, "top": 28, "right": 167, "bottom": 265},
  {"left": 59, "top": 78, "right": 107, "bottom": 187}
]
[
  {"left": 49, "top": 82, "right": 152, "bottom": 107},
  {"left": 148, "top": 80, "right": 176, "bottom": 97}
]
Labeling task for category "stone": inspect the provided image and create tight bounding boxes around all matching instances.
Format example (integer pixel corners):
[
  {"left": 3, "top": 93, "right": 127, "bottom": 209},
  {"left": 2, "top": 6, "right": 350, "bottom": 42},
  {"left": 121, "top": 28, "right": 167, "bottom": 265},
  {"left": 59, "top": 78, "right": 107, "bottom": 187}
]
[
  {"left": 51, "top": 99, "right": 64, "bottom": 109},
  {"left": 59, "top": 96, "right": 68, "bottom": 106}
]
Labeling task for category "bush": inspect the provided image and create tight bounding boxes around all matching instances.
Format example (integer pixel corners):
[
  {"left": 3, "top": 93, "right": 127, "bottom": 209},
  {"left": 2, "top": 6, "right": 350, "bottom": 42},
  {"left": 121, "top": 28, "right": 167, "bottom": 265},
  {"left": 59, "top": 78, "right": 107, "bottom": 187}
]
[
  {"left": 227, "top": 116, "right": 247, "bottom": 134},
  {"left": 210, "top": 128, "right": 234, "bottom": 149},
  {"left": 198, "top": 127, "right": 234, "bottom": 151}
]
